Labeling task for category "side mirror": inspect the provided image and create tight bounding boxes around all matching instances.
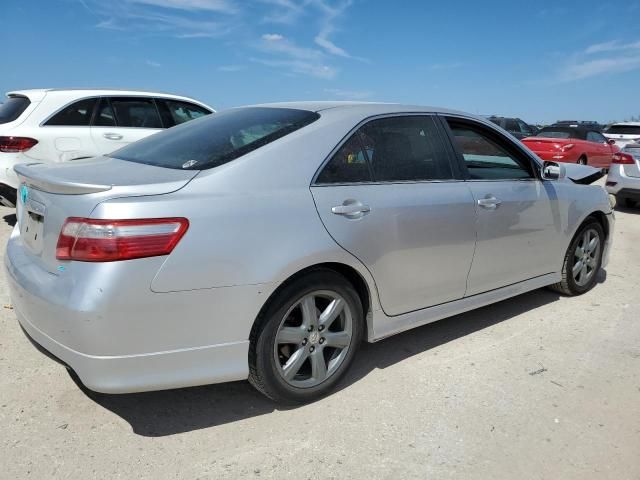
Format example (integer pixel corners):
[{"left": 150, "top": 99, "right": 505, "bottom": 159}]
[
  {"left": 542, "top": 161, "right": 566, "bottom": 181},
  {"left": 608, "top": 139, "right": 616, "bottom": 145}
]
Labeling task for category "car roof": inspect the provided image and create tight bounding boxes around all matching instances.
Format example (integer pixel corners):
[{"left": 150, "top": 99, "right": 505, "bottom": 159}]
[
  {"left": 609, "top": 122, "right": 640, "bottom": 126},
  {"left": 6, "top": 88, "right": 213, "bottom": 108},
  {"left": 242, "top": 101, "right": 474, "bottom": 117}
]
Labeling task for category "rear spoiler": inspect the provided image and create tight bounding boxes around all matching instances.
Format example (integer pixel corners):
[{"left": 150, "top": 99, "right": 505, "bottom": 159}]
[{"left": 14, "top": 163, "right": 112, "bottom": 195}]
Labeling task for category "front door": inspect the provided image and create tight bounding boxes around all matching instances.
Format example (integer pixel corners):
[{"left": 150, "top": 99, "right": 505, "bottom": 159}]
[
  {"left": 444, "top": 117, "right": 561, "bottom": 296},
  {"left": 311, "top": 115, "right": 477, "bottom": 316}
]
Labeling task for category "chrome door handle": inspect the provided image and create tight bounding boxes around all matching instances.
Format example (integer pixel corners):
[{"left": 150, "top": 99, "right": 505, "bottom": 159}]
[
  {"left": 477, "top": 196, "right": 502, "bottom": 210},
  {"left": 331, "top": 202, "right": 371, "bottom": 217},
  {"left": 103, "top": 133, "right": 123, "bottom": 140}
]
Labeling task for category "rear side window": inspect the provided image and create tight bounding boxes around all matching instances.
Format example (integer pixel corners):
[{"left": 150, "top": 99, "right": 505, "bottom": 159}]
[
  {"left": 361, "top": 116, "right": 453, "bottom": 182},
  {"left": 605, "top": 125, "right": 640, "bottom": 135},
  {"left": 157, "top": 99, "right": 211, "bottom": 127},
  {"left": 45, "top": 98, "right": 97, "bottom": 126},
  {"left": 110, "top": 107, "right": 320, "bottom": 170},
  {"left": 586, "top": 131, "right": 606, "bottom": 143},
  {"left": 93, "top": 98, "right": 116, "bottom": 127},
  {"left": 0, "top": 96, "right": 31, "bottom": 124},
  {"left": 109, "top": 97, "right": 162, "bottom": 128},
  {"left": 448, "top": 122, "right": 533, "bottom": 180},
  {"left": 316, "top": 134, "right": 372, "bottom": 184}
]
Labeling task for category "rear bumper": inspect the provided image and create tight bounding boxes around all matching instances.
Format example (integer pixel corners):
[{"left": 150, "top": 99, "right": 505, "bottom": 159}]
[
  {"left": 606, "top": 165, "right": 640, "bottom": 196},
  {"left": 5, "top": 230, "right": 274, "bottom": 394}
]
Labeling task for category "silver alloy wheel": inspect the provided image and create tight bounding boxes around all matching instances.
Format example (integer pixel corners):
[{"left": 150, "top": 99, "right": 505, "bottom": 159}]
[
  {"left": 572, "top": 228, "right": 601, "bottom": 287},
  {"left": 274, "top": 290, "right": 353, "bottom": 388}
]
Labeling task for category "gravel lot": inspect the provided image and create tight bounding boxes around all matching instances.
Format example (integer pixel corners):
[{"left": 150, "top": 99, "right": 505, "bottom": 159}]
[{"left": 1, "top": 200, "right": 639, "bottom": 480}]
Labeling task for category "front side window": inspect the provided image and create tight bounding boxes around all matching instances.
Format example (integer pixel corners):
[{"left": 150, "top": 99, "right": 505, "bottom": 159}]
[
  {"left": 587, "top": 131, "right": 606, "bottom": 144},
  {"left": 45, "top": 98, "right": 97, "bottom": 126},
  {"left": 0, "top": 96, "right": 31, "bottom": 124},
  {"left": 110, "top": 107, "right": 319, "bottom": 170},
  {"left": 109, "top": 97, "right": 162, "bottom": 128},
  {"left": 448, "top": 122, "right": 533, "bottom": 180},
  {"left": 518, "top": 120, "right": 533, "bottom": 135},
  {"left": 504, "top": 119, "right": 519, "bottom": 132},
  {"left": 158, "top": 100, "right": 211, "bottom": 126}
]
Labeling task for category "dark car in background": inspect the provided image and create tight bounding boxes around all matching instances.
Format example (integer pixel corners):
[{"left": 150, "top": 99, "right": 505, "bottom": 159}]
[
  {"left": 486, "top": 116, "right": 539, "bottom": 139},
  {"left": 554, "top": 120, "right": 605, "bottom": 132}
]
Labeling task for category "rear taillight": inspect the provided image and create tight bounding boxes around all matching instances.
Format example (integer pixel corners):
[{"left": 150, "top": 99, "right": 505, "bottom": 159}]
[
  {"left": 56, "top": 217, "right": 189, "bottom": 262},
  {"left": 0, "top": 136, "right": 38, "bottom": 153},
  {"left": 612, "top": 153, "right": 635, "bottom": 165}
]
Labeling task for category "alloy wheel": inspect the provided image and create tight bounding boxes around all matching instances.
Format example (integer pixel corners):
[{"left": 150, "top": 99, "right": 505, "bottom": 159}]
[
  {"left": 572, "top": 228, "right": 600, "bottom": 287},
  {"left": 274, "top": 290, "right": 353, "bottom": 388}
]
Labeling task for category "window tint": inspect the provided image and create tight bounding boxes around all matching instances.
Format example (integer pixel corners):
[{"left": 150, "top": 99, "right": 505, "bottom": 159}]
[
  {"left": 504, "top": 119, "right": 519, "bottom": 132},
  {"left": 360, "top": 116, "right": 453, "bottom": 182},
  {"left": 316, "top": 134, "right": 371, "bottom": 184},
  {"left": 158, "top": 100, "right": 211, "bottom": 127},
  {"left": 448, "top": 123, "right": 533, "bottom": 180},
  {"left": 93, "top": 98, "right": 116, "bottom": 127},
  {"left": 517, "top": 120, "right": 533, "bottom": 135},
  {"left": 536, "top": 127, "right": 584, "bottom": 140},
  {"left": 605, "top": 125, "right": 640, "bottom": 135},
  {"left": 0, "top": 96, "right": 30, "bottom": 124},
  {"left": 109, "top": 97, "right": 162, "bottom": 128},
  {"left": 45, "top": 98, "right": 97, "bottom": 126},
  {"left": 586, "top": 131, "right": 606, "bottom": 143},
  {"left": 110, "top": 107, "right": 319, "bottom": 170}
]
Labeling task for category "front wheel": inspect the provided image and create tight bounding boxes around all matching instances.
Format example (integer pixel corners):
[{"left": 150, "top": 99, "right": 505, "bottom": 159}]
[
  {"left": 549, "top": 220, "right": 604, "bottom": 296},
  {"left": 249, "top": 270, "right": 364, "bottom": 404}
]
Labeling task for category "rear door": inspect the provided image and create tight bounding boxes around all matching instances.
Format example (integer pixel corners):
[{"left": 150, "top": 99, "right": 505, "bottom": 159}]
[
  {"left": 443, "top": 116, "right": 561, "bottom": 296},
  {"left": 31, "top": 97, "right": 100, "bottom": 162},
  {"left": 311, "top": 114, "right": 477, "bottom": 316},
  {"left": 90, "top": 97, "right": 163, "bottom": 155}
]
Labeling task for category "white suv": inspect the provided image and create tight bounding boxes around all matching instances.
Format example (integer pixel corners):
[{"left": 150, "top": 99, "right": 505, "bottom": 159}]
[
  {"left": 0, "top": 89, "right": 214, "bottom": 206},
  {"left": 602, "top": 122, "right": 640, "bottom": 149}
]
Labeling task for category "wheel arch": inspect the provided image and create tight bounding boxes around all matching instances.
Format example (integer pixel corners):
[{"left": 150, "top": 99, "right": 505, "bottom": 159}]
[{"left": 250, "top": 262, "right": 375, "bottom": 344}]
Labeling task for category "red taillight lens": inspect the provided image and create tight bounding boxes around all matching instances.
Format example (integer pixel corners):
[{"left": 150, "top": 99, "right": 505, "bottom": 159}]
[
  {"left": 612, "top": 153, "right": 635, "bottom": 165},
  {"left": 0, "top": 136, "right": 38, "bottom": 153},
  {"left": 56, "top": 217, "right": 189, "bottom": 262}
]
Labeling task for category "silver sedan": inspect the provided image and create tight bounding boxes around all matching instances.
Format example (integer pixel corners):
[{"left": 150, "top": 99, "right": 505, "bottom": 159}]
[{"left": 6, "top": 102, "right": 614, "bottom": 403}]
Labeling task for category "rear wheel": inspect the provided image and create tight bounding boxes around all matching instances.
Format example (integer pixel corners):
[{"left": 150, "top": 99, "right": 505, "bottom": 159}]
[
  {"left": 549, "top": 219, "right": 604, "bottom": 296},
  {"left": 577, "top": 156, "right": 588, "bottom": 165},
  {"left": 249, "top": 270, "right": 364, "bottom": 404}
]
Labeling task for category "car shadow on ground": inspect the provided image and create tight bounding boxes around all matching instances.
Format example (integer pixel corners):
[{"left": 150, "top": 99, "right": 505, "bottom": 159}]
[
  {"left": 614, "top": 204, "right": 640, "bottom": 214},
  {"left": 75, "top": 287, "right": 570, "bottom": 437},
  {"left": 3, "top": 214, "right": 16, "bottom": 227}
]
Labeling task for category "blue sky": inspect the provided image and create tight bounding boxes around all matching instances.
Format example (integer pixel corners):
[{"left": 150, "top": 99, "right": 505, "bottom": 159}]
[{"left": 2, "top": 0, "right": 640, "bottom": 123}]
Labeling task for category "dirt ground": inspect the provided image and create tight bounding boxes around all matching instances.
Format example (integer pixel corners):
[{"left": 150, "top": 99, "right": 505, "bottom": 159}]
[{"left": 1, "top": 202, "right": 639, "bottom": 480}]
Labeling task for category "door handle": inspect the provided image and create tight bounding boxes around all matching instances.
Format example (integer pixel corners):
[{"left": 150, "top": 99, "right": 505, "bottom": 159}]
[
  {"left": 477, "top": 196, "right": 502, "bottom": 210},
  {"left": 103, "top": 133, "right": 123, "bottom": 140},
  {"left": 331, "top": 202, "right": 371, "bottom": 217}
]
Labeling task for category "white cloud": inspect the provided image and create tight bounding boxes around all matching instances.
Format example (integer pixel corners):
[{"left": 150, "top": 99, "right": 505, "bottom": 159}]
[
  {"left": 262, "top": 33, "right": 284, "bottom": 41},
  {"left": 560, "top": 55, "right": 640, "bottom": 81},
  {"left": 218, "top": 64, "right": 247, "bottom": 72},
  {"left": 324, "top": 88, "right": 372, "bottom": 100},
  {"left": 251, "top": 57, "right": 337, "bottom": 79},
  {"left": 430, "top": 62, "right": 464, "bottom": 70},
  {"left": 585, "top": 40, "right": 640, "bottom": 54},
  {"left": 146, "top": 59, "right": 162, "bottom": 67},
  {"left": 132, "top": 0, "right": 236, "bottom": 13}
]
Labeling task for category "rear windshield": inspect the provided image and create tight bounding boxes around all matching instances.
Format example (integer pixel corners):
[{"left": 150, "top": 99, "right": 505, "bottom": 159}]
[
  {"left": 0, "top": 96, "right": 30, "bottom": 124},
  {"left": 536, "top": 128, "right": 581, "bottom": 139},
  {"left": 110, "top": 107, "right": 320, "bottom": 170},
  {"left": 605, "top": 125, "right": 640, "bottom": 135}
]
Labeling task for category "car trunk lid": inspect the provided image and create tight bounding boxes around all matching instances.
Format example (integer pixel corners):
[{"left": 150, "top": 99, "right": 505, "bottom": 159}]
[{"left": 13, "top": 156, "right": 198, "bottom": 273}]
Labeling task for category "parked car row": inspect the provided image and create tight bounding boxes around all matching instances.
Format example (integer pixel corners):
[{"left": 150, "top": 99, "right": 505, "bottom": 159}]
[
  {"left": 0, "top": 89, "right": 214, "bottom": 207},
  {"left": 5, "top": 98, "right": 615, "bottom": 403}
]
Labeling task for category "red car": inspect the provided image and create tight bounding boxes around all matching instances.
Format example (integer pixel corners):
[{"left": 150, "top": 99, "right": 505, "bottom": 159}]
[{"left": 522, "top": 125, "right": 619, "bottom": 169}]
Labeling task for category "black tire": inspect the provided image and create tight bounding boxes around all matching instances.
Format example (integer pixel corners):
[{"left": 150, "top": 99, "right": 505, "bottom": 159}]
[
  {"left": 248, "top": 269, "right": 364, "bottom": 404},
  {"left": 549, "top": 219, "right": 604, "bottom": 296},
  {"left": 577, "top": 156, "right": 588, "bottom": 165}
]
